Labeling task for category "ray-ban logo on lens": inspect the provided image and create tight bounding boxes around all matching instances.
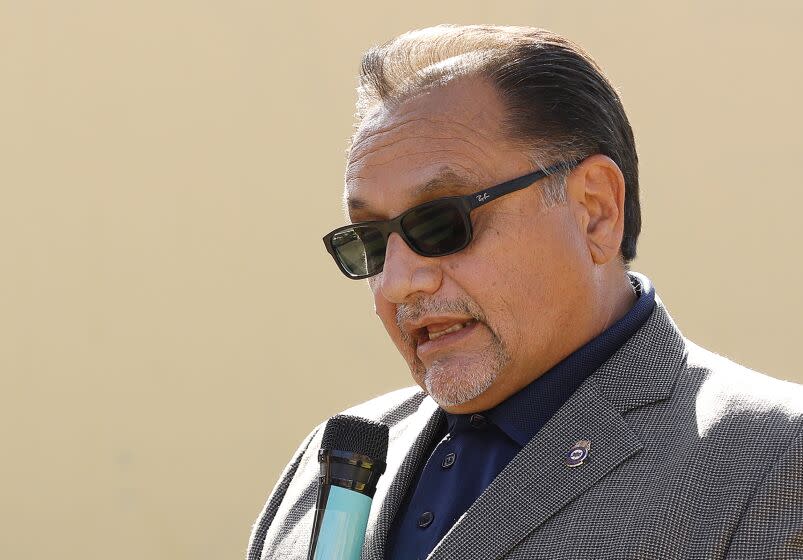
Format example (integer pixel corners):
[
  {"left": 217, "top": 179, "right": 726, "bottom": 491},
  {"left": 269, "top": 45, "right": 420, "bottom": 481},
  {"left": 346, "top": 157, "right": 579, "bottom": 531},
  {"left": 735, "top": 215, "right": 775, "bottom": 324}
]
[{"left": 476, "top": 193, "right": 490, "bottom": 202}]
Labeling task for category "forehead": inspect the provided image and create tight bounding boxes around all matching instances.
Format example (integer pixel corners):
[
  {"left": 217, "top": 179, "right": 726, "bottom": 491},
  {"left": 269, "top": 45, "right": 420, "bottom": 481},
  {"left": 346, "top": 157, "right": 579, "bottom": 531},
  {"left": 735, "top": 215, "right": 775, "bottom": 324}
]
[{"left": 345, "top": 78, "right": 521, "bottom": 219}]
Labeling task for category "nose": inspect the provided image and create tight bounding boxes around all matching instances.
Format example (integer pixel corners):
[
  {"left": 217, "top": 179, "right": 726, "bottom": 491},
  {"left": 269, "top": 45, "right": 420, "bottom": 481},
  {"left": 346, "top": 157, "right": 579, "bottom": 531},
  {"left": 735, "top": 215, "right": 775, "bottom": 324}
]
[{"left": 377, "top": 233, "right": 443, "bottom": 303}]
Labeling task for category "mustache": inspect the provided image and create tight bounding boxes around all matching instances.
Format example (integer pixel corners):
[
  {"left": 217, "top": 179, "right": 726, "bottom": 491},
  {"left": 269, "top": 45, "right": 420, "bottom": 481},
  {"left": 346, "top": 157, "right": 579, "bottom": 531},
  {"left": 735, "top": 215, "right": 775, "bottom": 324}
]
[{"left": 396, "top": 297, "right": 489, "bottom": 344}]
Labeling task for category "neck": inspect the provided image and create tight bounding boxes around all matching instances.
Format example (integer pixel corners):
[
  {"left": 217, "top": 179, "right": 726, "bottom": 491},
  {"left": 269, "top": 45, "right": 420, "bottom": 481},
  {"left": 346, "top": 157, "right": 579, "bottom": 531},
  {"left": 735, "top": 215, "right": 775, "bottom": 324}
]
[{"left": 595, "top": 269, "right": 638, "bottom": 334}]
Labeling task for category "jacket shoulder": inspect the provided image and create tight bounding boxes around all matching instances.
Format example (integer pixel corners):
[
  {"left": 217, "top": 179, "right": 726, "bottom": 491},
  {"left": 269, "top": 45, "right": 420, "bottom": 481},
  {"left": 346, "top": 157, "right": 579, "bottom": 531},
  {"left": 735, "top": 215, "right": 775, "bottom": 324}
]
[
  {"left": 340, "top": 385, "right": 428, "bottom": 426},
  {"left": 683, "top": 339, "right": 803, "bottom": 430}
]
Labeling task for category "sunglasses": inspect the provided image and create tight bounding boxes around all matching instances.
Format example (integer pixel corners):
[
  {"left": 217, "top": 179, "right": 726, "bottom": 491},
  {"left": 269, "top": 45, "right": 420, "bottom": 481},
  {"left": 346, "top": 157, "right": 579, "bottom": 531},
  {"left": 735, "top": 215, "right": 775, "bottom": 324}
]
[{"left": 323, "top": 161, "right": 577, "bottom": 279}]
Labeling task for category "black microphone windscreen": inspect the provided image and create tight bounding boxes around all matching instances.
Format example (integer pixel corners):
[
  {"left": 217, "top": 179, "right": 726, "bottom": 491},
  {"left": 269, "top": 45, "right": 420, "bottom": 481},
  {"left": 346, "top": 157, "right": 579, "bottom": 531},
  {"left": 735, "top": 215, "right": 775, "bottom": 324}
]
[{"left": 321, "top": 414, "right": 389, "bottom": 462}]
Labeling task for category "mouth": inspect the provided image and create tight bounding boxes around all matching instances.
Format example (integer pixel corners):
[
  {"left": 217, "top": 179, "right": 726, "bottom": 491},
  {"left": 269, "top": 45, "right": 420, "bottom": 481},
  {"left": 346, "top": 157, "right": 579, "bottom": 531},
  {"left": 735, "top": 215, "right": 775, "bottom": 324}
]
[
  {"left": 414, "top": 318, "right": 479, "bottom": 358},
  {"left": 420, "top": 319, "right": 477, "bottom": 342}
]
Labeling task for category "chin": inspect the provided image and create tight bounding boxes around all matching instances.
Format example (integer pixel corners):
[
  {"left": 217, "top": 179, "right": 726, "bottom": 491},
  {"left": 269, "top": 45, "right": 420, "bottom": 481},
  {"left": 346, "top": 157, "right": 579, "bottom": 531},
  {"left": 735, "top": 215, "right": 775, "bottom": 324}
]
[{"left": 423, "top": 361, "right": 498, "bottom": 409}]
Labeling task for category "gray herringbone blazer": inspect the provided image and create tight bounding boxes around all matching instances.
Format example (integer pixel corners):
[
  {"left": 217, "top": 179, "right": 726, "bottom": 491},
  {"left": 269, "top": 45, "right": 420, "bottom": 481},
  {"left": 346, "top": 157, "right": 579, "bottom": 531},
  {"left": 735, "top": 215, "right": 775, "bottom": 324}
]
[{"left": 247, "top": 298, "right": 803, "bottom": 559}]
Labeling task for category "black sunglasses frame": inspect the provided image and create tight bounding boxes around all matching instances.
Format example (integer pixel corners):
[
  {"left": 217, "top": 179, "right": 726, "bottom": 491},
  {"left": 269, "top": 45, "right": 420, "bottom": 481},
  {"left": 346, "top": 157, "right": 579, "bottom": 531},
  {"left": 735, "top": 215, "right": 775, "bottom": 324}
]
[{"left": 323, "top": 160, "right": 578, "bottom": 279}]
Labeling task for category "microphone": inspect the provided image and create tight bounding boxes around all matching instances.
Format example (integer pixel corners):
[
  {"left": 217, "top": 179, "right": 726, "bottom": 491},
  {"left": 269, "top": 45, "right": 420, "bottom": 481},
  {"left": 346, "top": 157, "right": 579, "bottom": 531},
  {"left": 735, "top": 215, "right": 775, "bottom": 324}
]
[{"left": 307, "top": 414, "right": 389, "bottom": 560}]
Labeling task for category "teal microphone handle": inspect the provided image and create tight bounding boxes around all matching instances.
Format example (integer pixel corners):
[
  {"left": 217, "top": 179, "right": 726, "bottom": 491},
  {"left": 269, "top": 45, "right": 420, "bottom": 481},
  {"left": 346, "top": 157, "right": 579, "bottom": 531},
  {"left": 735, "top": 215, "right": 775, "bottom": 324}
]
[{"left": 308, "top": 449, "right": 387, "bottom": 560}]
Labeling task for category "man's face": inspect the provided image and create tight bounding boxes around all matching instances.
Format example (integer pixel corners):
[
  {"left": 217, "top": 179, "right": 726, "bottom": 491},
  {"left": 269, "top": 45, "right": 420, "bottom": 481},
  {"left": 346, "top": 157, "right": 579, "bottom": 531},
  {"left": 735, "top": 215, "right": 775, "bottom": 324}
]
[{"left": 345, "top": 77, "right": 596, "bottom": 413}]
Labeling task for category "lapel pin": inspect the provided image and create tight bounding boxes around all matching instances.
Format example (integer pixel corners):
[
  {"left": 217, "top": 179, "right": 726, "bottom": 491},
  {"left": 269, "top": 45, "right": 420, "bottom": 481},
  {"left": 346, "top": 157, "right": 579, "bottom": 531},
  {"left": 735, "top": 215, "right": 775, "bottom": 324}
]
[{"left": 565, "top": 439, "right": 591, "bottom": 467}]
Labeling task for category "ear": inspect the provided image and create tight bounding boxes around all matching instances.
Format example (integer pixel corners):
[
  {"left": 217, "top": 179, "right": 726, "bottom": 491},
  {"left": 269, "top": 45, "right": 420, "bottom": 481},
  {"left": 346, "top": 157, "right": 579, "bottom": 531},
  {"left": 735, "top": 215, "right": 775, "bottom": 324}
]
[{"left": 565, "top": 154, "right": 626, "bottom": 265}]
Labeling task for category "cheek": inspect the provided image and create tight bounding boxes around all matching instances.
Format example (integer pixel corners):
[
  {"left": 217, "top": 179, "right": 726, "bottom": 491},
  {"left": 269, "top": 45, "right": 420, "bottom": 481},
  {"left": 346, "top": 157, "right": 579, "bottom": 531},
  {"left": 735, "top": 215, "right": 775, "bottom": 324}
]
[
  {"left": 370, "top": 285, "right": 426, "bottom": 383},
  {"left": 376, "top": 302, "right": 396, "bottom": 335},
  {"left": 449, "top": 252, "right": 527, "bottom": 352},
  {"left": 372, "top": 287, "right": 410, "bottom": 352},
  {"left": 371, "top": 285, "right": 395, "bottom": 331},
  {"left": 470, "top": 212, "right": 585, "bottom": 343}
]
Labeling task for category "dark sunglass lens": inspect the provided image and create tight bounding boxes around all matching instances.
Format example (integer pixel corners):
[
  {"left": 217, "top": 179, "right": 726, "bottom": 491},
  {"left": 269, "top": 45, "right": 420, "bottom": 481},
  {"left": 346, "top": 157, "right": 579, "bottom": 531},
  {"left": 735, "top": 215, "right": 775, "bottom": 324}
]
[
  {"left": 331, "top": 226, "right": 385, "bottom": 277},
  {"left": 401, "top": 201, "right": 469, "bottom": 255}
]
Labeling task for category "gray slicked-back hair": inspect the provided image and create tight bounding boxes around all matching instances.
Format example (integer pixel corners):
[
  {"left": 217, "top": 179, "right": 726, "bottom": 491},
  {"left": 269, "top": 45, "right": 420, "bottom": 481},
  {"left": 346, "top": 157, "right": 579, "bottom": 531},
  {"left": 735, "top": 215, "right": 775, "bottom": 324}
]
[{"left": 353, "top": 24, "right": 641, "bottom": 262}]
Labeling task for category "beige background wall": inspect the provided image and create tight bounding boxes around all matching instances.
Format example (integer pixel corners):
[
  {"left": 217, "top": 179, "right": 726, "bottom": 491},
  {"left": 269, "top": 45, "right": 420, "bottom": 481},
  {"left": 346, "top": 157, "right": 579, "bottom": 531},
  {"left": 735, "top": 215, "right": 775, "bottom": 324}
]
[{"left": 2, "top": 1, "right": 801, "bottom": 558}]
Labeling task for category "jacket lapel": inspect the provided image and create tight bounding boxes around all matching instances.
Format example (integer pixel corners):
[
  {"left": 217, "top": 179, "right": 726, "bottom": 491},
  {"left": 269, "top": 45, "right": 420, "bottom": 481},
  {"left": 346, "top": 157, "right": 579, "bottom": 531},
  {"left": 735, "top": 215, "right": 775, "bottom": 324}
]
[
  {"left": 427, "top": 381, "right": 642, "bottom": 560},
  {"left": 362, "top": 395, "right": 445, "bottom": 560},
  {"left": 427, "top": 297, "right": 687, "bottom": 560}
]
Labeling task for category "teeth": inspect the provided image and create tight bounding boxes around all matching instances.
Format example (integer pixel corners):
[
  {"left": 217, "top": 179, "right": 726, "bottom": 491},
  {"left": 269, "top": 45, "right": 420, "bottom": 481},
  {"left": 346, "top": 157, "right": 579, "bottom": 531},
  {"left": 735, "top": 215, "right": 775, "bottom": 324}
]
[{"left": 427, "top": 320, "right": 473, "bottom": 341}]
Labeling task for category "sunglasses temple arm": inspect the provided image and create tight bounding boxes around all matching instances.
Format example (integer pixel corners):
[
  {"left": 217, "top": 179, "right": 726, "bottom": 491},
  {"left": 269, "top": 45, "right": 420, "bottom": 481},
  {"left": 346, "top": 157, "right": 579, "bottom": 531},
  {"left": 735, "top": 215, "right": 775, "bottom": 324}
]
[
  {"left": 467, "top": 170, "right": 549, "bottom": 210},
  {"left": 467, "top": 160, "right": 580, "bottom": 210}
]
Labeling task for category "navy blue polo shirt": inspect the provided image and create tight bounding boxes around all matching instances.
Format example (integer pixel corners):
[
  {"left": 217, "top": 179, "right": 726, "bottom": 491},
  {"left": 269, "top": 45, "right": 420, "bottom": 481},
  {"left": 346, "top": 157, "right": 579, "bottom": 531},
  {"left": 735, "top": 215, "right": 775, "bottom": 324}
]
[{"left": 387, "top": 273, "right": 656, "bottom": 560}]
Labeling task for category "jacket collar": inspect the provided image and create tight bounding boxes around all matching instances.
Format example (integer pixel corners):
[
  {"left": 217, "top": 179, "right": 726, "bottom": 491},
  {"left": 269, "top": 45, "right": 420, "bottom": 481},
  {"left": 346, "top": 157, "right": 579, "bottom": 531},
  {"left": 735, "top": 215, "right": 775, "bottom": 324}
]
[{"left": 589, "top": 289, "right": 687, "bottom": 415}]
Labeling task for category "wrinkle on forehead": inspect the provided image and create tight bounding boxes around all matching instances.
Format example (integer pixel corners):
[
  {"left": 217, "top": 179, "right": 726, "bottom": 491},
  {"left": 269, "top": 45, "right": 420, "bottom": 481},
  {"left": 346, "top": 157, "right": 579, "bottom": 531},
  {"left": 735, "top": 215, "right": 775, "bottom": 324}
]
[
  {"left": 349, "top": 136, "right": 496, "bottom": 172},
  {"left": 345, "top": 121, "right": 501, "bottom": 190},
  {"left": 348, "top": 77, "right": 509, "bottom": 169},
  {"left": 349, "top": 117, "right": 499, "bottom": 169}
]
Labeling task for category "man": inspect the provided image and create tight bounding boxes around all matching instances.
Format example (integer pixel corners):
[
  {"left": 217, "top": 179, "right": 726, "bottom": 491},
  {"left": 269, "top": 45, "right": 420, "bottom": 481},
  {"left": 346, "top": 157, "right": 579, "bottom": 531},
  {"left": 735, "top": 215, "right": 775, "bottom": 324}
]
[{"left": 248, "top": 25, "right": 803, "bottom": 559}]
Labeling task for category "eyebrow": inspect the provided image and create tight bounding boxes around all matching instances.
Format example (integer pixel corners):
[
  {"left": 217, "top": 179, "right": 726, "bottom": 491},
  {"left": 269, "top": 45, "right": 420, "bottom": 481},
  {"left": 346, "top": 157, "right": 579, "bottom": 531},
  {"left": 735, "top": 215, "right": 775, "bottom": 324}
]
[{"left": 347, "top": 166, "right": 481, "bottom": 213}]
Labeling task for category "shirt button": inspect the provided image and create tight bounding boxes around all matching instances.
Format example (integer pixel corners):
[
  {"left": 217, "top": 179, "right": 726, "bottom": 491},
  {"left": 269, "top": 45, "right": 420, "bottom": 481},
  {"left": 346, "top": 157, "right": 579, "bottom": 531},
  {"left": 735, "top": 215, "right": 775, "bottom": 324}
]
[
  {"left": 417, "top": 511, "right": 435, "bottom": 528},
  {"left": 442, "top": 452, "right": 456, "bottom": 469},
  {"left": 469, "top": 413, "right": 488, "bottom": 428}
]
